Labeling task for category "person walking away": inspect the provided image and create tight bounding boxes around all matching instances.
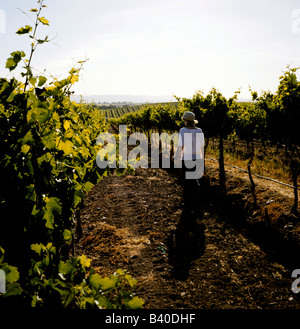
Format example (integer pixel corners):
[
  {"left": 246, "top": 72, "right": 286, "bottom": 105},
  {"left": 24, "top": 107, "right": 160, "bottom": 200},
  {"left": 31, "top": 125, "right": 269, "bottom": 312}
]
[{"left": 175, "top": 111, "right": 205, "bottom": 208}]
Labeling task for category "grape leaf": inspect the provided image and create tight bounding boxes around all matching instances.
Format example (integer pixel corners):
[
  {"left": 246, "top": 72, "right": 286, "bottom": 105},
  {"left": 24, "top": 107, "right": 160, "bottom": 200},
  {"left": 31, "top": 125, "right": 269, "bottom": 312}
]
[
  {"left": 89, "top": 273, "right": 102, "bottom": 290},
  {"left": 6, "top": 51, "right": 26, "bottom": 71},
  {"left": 57, "top": 140, "right": 74, "bottom": 155},
  {"left": 16, "top": 25, "right": 32, "bottom": 35},
  {"left": 31, "top": 243, "right": 44, "bottom": 255},
  {"left": 44, "top": 197, "right": 62, "bottom": 229},
  {"left": 21, "top": 144, "right": 30, "bottom": 154},
  {"left": 38, "top": 76, "right": 47, "bottom": 87},
  {"left": 38, "top": 17, "right": 50, "bottom": 26},
  {"left": 98, "top": 276, "right": 118, "bottom": 291},
  {"left": 126, "top": 296, "right": 144, "bottom": 309}
]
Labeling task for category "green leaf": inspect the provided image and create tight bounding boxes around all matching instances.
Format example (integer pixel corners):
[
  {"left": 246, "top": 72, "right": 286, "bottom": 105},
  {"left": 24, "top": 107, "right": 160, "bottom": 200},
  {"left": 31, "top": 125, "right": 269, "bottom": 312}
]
[
  {"left": 126, "top": 296, "right": 144, "bottom": 309},
  {"left": 58, "top": 261, "right": 73, "bottom": 276},
  {"left": 0, "top": 247, "right": 4, "bottom": 264},
  {"left": 46, "top": 243, "right": 56, "bottom": 254},
  {"left": 7, "top": 92, "right": 15, "bottom": 102},
  {"left": 38, "top": 17, "right": 50, "bottom": 26},
  {"left": 63, "top": 229, "right": 72, "bottom": 241},
  {"left": 5, "top": 58, "right": 17, "bottom": 71},
  {"left": 31, "top": 243, "right": 44, "bottom": 255},
  {"left": 5, "top": 265, "right": 20, "bottom": 283},
  {"left": 44, "top": 211, "right": 54, "bottom": 229},
  {"left": 5, "top": 51, "right": 26, "bottom": 71},
  {"left": 38, "top": 76, "right": 47, "bottom": 87},
  {"left": 98, "top": 276, "right": 119, "bottom": 291},
  {"left": 37, "top": 36, "right": 49, "bottom": 44},
  {"left": 43, "top": 197, "right": 62, "bottom": 229},
  {"left": 54, "top": 79, "right": 68, "bottom": 89},
  {"left": 27, "top": 108, "right": 37, "bottom": 123},
  {"left": 83, "top": 181, "right": 94, "bottom": 193},
  {"left": 26, "top": 184, "right": 36, "bottom": 202},
  {"left": 30, "top": 77, "right": 37, "bottom": 87},
  {"left": 37, "top": 152, "right": 52, "bottom": 167},
  {"left": 89, "top": 273, "right": 103, "bottom": 290},
  {"left": 1, "top": 264, "right": 20, "bottom": 288},
  {"left": 16, "top": 25, "right": 32, "bottom": 35},
  {"left": 36, "top": 108, "right": 50, "bottom": 124},
  {"left": 27, "top": 92, "right": 39, "bottom": 109},
  {"left": 125, "top": 274, "right": 137, "bottom": 288},
  {"left": 0, "top": 81, "right": 10, "bottom": 94},
  {"left": 4, "top": 282, "right": 22, "bottom": 297},
  {"left": 64, "top": 290, "right": 76, "bottom": 308}
]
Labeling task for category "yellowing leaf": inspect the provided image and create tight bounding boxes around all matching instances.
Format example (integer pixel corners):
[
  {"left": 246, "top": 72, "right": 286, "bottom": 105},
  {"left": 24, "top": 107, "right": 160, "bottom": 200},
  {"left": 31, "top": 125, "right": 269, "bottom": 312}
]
[
  {"left": 21, "top": 144, "right": 30, "bottom": 154},
  {"left": 52, "top": 111, "right": 60, "bottom": 122},
  {"left": 64, "top": 129, "right": 74, "bottom": 139},
  {"left": 125, "top": 274, "right": 137, "bottom": 288},
  {"left": 78, "top": 255, "right": 91, "bottom": 268},
  {"left": 38, "top": 17, "right": 50, "bottom": 26},
  {"left": 57, "top": 139, "right": 74, "bottom": 155},
  {"left": 63, "top": 120, "right": 70, "bottom": 130},
  {"left": 115, "top": 269, "right": 126, "bottom": 276},
  {"left": 70, "top": 75, "right": 79, "bottom": 84},
  {"left": 16, "top": 25, "right": 32, "bottom": 35}
]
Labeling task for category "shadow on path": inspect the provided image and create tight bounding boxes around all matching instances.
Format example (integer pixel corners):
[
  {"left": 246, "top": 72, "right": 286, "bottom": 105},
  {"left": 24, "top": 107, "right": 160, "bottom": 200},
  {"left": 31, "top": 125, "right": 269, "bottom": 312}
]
[{"left": 167, "top": 208, "right": 206, "bottom": 280}]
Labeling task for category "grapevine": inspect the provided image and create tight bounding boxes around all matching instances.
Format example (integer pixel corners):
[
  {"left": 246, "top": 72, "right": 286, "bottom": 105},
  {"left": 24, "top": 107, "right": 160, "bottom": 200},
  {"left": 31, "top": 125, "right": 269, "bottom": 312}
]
[{"left": 0, "top": 1, "right": 143, "bottom": 309}]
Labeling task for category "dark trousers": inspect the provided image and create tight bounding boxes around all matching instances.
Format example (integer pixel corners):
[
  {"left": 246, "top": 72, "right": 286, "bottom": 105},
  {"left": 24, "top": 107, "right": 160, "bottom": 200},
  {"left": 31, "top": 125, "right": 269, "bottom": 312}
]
[{"left": 180, "top": 160, "right": 201, "bottom": 206}]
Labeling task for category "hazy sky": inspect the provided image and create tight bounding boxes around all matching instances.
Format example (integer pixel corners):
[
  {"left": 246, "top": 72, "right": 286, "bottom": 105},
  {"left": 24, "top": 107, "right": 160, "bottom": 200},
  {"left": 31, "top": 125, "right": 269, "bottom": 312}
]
[{"left": 1, "top": 0, "right": 300, "bottom": 100}]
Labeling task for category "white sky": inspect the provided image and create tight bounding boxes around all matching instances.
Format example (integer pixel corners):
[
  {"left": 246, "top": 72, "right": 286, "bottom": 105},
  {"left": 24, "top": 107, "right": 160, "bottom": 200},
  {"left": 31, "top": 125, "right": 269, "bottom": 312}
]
[{"left": 1, "top": 0, "right": 300, "bottom": 100}]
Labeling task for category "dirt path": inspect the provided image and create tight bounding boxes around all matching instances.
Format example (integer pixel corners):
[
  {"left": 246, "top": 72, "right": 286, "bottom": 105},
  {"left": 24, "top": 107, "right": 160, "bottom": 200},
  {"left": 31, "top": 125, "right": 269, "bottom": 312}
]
[{"left": 75, "top": 163, "right": 300, "bottom": 309}]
